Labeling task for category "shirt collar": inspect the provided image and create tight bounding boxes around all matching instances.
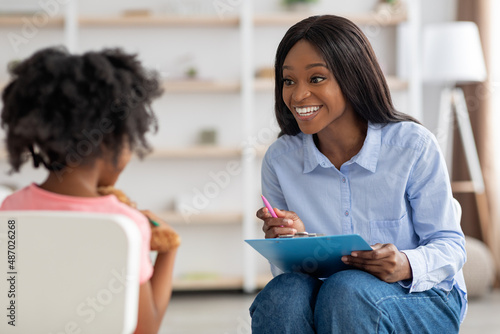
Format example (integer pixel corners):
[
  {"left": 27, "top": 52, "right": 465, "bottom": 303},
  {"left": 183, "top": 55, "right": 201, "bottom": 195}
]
[{"left": 302, "top": 122, "right": 382, "bottom": 174}]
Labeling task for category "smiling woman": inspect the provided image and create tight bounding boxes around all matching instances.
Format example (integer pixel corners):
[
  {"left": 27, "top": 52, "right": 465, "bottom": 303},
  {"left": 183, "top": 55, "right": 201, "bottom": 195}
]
[
  {"left": 273, "top": 15, "right": 418, "bottom": 139},
  {"left": 251, "top": 14, "right": 467, "bottom": 334}
]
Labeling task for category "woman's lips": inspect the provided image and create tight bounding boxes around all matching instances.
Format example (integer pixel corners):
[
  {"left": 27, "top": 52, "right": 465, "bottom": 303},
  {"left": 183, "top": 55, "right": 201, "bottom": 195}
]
[{"left": 294, "top": 105, "right": 322, "bottom": 121}]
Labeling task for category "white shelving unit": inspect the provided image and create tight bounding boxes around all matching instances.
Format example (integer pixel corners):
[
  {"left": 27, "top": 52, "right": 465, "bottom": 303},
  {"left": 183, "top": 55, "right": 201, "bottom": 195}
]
[
  {"left": 159, "top": 211, "right": 243, "bottom": 225},
  {"left": 0, "top": 0, "right": 421, "bottom": 292}
]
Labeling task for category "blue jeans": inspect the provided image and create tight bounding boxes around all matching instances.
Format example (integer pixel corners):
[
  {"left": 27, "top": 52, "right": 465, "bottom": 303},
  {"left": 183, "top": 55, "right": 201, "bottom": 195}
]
[{"left": 250, "top": 270, "right": 461, "bottom": 334}]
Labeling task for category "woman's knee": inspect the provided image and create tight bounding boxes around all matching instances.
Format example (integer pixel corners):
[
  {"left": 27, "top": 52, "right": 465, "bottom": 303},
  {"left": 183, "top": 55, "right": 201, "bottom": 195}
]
[
  {"left": 315, "top": 270, "right": 397, "bottom": 333},
  {"left": 270, "top": 272, "right": 322, "bottom": 295},
  {"left": 317, "top": 270, "right": 381, "bottom": 310},
  {"left": 250, "top": 273, "right": 322, "bottom": 333},
  {"left": 250, "top": 272, "right": 321, "bottom": 317}
]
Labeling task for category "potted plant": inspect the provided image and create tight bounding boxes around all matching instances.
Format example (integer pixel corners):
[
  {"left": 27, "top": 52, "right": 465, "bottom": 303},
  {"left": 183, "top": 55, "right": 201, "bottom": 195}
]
[
  {"left": 375, "top": 0, "right": 405, "bottom": 15},
  {"left": 282, "top": 0, "right": 319, "bottom": 12}
]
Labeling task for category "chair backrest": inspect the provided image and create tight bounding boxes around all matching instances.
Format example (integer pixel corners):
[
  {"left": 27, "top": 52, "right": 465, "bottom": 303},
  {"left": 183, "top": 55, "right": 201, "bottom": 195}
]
[
  {"left": 0, "top": 211, "right": 141, "bottom": 334},
  {"left": 452, "top": 198, "right": 462, "bottom": 224}
]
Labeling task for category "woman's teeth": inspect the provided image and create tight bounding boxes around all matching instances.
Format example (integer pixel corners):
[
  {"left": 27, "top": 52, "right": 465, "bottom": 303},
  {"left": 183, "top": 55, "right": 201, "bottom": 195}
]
[{"left": 295, "top": 106, "right": 320, "bottom": 116}]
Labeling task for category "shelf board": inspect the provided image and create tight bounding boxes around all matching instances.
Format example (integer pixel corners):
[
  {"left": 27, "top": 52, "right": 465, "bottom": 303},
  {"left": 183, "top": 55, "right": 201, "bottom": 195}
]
[
  {"left": 0, "top": 15, "right": 64, "bottom": 26},
  {"left": 254, "top": 146, "right": 268, "bottom": 158},
  {"left": 163, "top": 79, "right": 271, "bottom": 94},
  {"left": 254, "top": 76, "right": 408, "bottom": 92},
  {"left": 254, "top": 78, "right": 274, "bottom": 92},
  {"left": 254, "top": 11, "right": 407, "bottom": 26},
  {"left": 0, "top": 79, "right": 240, "bottom": 95},
  {"left": 173, "top": 276, "right": 243, "bottom": 291},
  {"left": 0, "top": 146, "right": 254, "bottom": 162},
  {"left": 172, "top": 274, "right": 272, "bottom": 291},
  {"left": 256, "top": 273, "right": 274, "bottom": 288},
  {"left": 150, "top": 146, "right": 242, "bottom": 159},
  {"left": 385, "top": 76, "right": 408, "bottom": 91},
  {"left": 79, "top": 15, "right": 239, "bottom": 27},
  {"left": 0, "top": 11, "right": 406, "bottom": 28},
  {"left": 451, "top": 181, "right": 476, "bottom": 193},
  {"left": 146, "top": 146, "right": 267, "bottom": 160},
  {"left": 159, "top": 211, "right": 243, "bottom": 225},
  {"left": 345, "top": 11, "right": 408, "bottom": 26},
  {"left": 163, "top": 80, "right": 240, "bottom": 94},
  {"left": 0, "top": 147, "right": 240, "bottom": 161},
  {"left": 1, "top": 77, "right": 406, "bottom": 95}
]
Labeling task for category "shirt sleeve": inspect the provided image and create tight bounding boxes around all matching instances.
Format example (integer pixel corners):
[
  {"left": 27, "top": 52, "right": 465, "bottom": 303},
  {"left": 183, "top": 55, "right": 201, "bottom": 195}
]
[
  {"left": 261, "top": 150, "right": 288, "bottom": 212},
  {"left": 261, "top": 149, "right": 288, "bottom": 277},
  {"left": 401, "top": 134, "right": 466, "bottom": 292}
]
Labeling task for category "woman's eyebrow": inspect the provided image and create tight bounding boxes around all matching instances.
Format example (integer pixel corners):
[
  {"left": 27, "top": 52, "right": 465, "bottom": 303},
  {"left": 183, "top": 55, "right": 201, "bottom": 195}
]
[
  {"left": 305, "top": 63, "right": 327, "bottom": 70},
  {"left": 282, "top": 63, "right": 328, "bottom": 70}
]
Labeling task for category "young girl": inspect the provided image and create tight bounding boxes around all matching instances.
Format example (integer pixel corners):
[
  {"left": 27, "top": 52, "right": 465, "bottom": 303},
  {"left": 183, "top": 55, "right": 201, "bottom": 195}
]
[
  {"left": 251, "top": 15, "right": 466, "bottom": 333},
  {"left": 0, "top": 47, "right": 177, "bottom": 334}
]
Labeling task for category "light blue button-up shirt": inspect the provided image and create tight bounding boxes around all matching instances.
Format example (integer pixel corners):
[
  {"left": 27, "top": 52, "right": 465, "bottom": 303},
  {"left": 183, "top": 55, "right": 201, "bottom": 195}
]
[{"left": 261, "top": 121, "right": 467, "bottom": 321}]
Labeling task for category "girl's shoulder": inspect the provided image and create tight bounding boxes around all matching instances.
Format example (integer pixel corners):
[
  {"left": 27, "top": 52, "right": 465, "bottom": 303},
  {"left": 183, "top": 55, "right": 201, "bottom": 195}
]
[{"left": 0, "top": 184, "right": 35, "bottom": 210}]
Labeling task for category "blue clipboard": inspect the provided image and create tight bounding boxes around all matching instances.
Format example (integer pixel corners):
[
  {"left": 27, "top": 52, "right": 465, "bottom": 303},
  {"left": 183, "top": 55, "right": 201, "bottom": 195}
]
[{"left": 245, "top": 234, "right": 371, "bottom": 278}]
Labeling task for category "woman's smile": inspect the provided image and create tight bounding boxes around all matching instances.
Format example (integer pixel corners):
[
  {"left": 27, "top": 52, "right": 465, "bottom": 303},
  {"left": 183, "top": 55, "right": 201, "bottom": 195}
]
[{"left": 294, "top": 105, "right": 323, "bottom": 120}]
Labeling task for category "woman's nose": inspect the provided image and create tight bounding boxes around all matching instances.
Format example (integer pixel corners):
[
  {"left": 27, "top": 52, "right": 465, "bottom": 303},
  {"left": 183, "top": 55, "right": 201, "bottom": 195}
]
[{"left": 292, "top": 83, "right": 311, "bottom": 102}]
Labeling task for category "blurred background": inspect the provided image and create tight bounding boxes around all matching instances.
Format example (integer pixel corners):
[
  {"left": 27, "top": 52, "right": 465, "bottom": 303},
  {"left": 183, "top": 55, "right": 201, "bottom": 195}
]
[{"left": 0, "top": 0, "right": 499, "bottom": 333}]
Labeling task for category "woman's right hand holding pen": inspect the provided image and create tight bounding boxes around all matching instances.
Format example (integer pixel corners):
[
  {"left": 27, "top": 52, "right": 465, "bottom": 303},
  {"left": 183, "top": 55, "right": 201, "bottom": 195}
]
[{"left": 256, "top": 207, "right": 306, "bottom": 238}]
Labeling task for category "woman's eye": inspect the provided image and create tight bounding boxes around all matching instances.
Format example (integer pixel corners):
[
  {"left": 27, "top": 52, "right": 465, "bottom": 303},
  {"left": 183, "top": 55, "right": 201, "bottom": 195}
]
[
  {"left": 311, "top": 76, "right": 326, "bottom": 84},
  {"left": 283, "top": 78, "right": 295, "bottom": 86}
]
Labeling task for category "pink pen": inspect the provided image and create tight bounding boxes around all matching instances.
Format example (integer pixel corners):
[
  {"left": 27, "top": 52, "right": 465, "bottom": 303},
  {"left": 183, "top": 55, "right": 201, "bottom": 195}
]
[{"left": 261, "top": 195, "right": 278, "bottom": 218}]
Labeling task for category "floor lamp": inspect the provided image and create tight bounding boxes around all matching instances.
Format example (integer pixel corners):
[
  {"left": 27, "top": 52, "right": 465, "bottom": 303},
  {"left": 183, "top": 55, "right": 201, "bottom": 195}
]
[{"left": 423, "top": 22, "right": 491, "bottom": 245}]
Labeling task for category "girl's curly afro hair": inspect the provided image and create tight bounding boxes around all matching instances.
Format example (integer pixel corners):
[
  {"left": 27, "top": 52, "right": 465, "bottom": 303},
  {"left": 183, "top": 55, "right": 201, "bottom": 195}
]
[{"left": 1, "top": 46, "right": 162, "bottom": 173}]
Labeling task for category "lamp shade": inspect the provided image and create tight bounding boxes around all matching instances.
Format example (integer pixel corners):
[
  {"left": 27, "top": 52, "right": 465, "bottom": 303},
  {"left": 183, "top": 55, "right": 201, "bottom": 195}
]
[{"left": 423, "top": 22, "right": 487, "bottom": 83}]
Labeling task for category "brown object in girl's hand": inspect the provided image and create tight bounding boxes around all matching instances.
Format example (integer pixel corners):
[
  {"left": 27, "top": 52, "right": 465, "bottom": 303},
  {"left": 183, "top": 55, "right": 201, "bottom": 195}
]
[{"left": 97, "top": 186, "right": 181, "bottom": 252}]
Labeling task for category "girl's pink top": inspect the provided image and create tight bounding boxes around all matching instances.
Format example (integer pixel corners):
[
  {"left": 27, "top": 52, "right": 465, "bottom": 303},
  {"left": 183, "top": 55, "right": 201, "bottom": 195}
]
[{"left": 0, "top": 183, "right": 153, "bottom": 284}]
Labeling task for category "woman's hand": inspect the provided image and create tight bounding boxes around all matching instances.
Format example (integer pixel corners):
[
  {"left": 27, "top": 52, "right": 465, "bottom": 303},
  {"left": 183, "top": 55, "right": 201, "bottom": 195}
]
[
  {"left": 256, "top": 207, "right": 306, "bottom": 238},
  {"left": 341, "top": 243, "right": 412, "bottom": 283}
]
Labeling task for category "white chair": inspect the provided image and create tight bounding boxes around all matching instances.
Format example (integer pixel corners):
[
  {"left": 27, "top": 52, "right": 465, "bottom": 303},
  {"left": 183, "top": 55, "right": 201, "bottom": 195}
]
[
  {"left": 452, "top": 198, "right": 462, "bottom": 222},
  {"left": 0, "top": 211, "right": 141, "bottom": 334}
]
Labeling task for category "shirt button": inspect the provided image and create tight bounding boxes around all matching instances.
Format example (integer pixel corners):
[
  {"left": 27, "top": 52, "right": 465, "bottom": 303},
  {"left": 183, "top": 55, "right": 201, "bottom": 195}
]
[
  {"left": 344, "top": 210, "right": 349, "bottom": 216},
  {"left": 342, "top": 177, "right": 346, "bottom": 183}
]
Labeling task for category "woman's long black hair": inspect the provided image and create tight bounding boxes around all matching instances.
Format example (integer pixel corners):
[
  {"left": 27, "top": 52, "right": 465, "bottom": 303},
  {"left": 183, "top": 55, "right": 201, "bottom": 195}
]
[
  {"left": 274, "top": 15, "right": 418, "bottom": 137},
  {"left": 1, "top": 46, "right": 162, "bottom": 172}
]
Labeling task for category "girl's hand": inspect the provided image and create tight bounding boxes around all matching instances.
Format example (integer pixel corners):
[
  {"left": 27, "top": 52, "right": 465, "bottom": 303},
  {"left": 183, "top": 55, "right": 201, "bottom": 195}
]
[
  {"left": 140, "top": 210, "right": 181, "bottom": 252},
  {"left": 140, "top": 210, "right": 168, "bottom": 227},
  {"left": 341, "top": 243, "right": 412, "bottom": 283},
  {"left": 256, "top": 207, "right": 306, "bottom": 238}
]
